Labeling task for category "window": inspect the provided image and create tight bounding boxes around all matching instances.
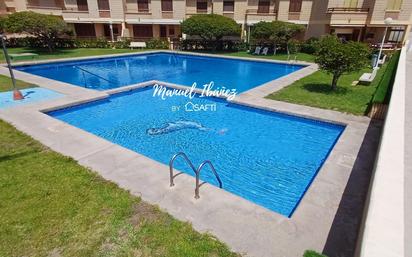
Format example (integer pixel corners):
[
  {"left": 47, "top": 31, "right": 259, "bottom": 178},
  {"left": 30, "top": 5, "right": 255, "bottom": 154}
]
[
  {"left": 104, "top": 24, "right": 119, "bottom": 38},
  {"left": 388, "top": 27, "right": 404, "bottom": 42},
  {"left": 138, "top": 0, "right": 149, "bottom": 12},
  {"left": 97, "top": 0, "right": 109, "bottom": 10},
  {"left": 343, "top": 0, "right": 358, "bottom": 8},
  {"left": 74, "top": 23, "right": 96, "bottom": 37},
  {"left": 197, "top": 0, "right": 207, "bottom": 13},
  {"left": 289, "top": 0, "right": 301, "bottom": 12},
  {"left": 169, "top": 26, "right": 175, "bottom": 36},
  {"left": 223, "top": 0, "right": 234, "bottom": 12},
  {"left": 76, "top": 0, "right": 88, "bottom": 11},
  {"left": 387, "top": 0, "right": 402, "bottom": 10},
  {"left": 161, "top": 0, "right": 172, "bottom": 11},
  {"left": 133, "top": 24, "right": 153, "bottom": 38},
  {"left": 257, "top": 0, "right": 270, "bottom": 13}
]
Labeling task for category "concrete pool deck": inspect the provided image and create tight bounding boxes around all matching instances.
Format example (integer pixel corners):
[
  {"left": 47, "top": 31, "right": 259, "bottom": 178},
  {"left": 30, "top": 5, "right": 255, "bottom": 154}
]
[{"left": 0, "top": 51, "right": 381, "bottom": 257}]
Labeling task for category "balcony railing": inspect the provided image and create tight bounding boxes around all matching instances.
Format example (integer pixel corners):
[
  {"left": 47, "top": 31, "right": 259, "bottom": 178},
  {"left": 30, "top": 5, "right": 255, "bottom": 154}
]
[
  {"left": 327, "top": 7, "right": 369, "bottom": 13},
  {"left": 246, "top": 9, "right": 277, "bottom": 15},
  {"left": 62, "top": 7, "right": 89, "bottom": 13},
  {"left": 99, "top": 10, "right": 111, "bottom": 17}
]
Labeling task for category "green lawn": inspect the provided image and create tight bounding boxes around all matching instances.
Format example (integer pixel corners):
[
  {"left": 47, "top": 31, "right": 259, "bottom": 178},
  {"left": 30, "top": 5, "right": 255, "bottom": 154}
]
[
  {"left": 0, "top": 119, "right": 239, "bottom": 257},
  {"left": 222, "top": 51, "right": 315, "bottom": 63},
  {"left": 0, "top": 74, "right": 36, "bottom": 92},
  {"left": 0, "top": 48, "right": 147, "bottom": 63},
  {"left": 267, "top": 63, "right": 390, "bottom": 115}
]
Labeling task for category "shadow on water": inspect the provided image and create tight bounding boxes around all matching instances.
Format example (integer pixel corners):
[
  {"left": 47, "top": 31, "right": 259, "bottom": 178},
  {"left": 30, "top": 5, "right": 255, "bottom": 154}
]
[
  {"left": 322, "top": 119, "right": 383, "bottom": 257},
  {"left": 302, "top": 83, "right": 349, "bottom": 95},
  {"left": 23, "top": 90, "right": 35, "bottom": 98}
]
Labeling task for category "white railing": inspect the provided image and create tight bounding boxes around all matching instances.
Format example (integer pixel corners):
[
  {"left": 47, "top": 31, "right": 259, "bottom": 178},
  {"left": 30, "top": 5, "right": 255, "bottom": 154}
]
[{"left": 356, "top": 43, "right": 407, "bottom": 257}]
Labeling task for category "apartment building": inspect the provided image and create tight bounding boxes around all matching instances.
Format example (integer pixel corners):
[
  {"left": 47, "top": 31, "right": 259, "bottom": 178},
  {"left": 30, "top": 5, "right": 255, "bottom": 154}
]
[{"left": 1, "top": 0, "right": 411, "bottom": 44}]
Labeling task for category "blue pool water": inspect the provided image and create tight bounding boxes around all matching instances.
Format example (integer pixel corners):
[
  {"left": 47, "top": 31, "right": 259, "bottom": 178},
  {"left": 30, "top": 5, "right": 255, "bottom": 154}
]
[
  {"left": 16, "top": 53, "right": 304, "bottom": 92},
  {"left": 48, "top": 87, "right": 344, "bottom": 217}
]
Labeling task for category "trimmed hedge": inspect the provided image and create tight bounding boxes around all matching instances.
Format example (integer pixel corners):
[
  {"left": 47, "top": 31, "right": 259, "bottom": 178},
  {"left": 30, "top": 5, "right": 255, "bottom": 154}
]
[
  {"left": 181, "top": 39, "right": 249, "bottom": 51},
  {"left": 3, "top": 37, "right": 167, "bottom": 49},
  {"left": 372, "top": 50, "right": 401, "bottom": 104},
  {"left": 303, "top": 250, "right": 328, "bottom": 257},
  {"left": 146, "top": 38, "right": 169, "bottom": 49}
]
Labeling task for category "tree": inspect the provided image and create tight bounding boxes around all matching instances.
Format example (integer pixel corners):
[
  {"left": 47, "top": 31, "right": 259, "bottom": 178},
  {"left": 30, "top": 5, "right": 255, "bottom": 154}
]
[
  {"left": 251, "top": 21, "right": 304, "bottom": 51},
  {"left": 2, "top": 11, "right": 72, "bottom": 52},
  {"left": 181, "top": 14, "right": 240, "bottom": 49},
  {"left": 315, "top": 35, "right": 370, "bottom": 90}
]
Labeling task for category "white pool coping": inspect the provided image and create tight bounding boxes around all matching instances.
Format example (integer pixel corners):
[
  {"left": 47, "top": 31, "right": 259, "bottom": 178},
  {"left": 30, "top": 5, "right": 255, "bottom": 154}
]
[{"left": 0, "top": 51, "right": 379, "bottom": 257}]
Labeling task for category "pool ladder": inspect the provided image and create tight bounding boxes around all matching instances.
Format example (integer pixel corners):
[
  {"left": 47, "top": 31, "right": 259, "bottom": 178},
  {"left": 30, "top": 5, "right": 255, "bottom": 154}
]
[
  {"left": 74, "top": 65, "right": 116, "bottom": 87},
  {"left": 169, "top": 152, "right": 222, "bottom": 199}
]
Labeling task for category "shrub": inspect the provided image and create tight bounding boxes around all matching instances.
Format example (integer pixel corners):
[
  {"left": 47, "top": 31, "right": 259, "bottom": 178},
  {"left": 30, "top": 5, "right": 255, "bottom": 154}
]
[
  {"left": 146, "top": 38, "right": 169, "bottom": 49},
  {"left": 303, "top": 250, "right": 328, "bottom": 257},
  {"left": 251, "top": 21, "right": 305, "bottom": 48},
  {"left": 181, "top": 39, "right": 246, "bottom": 51},
  {"left": 287, "top": 39, "right": 301, "bottom": 54},
  {"left": 73, "top": 37, "right": 109, "bottom": 48},
  {"left": 301, "top": 37, "right": 319, "bottom": 54},
  {"left": 4, "top": 36, "right": 76, "bottom": 48},
  {"left": 315, "top": 35, "right": 370, "bottom": 90},
  {"left": 110, "top": 38, "right": 131, "bottom": 49},
  {"left": 372, "top": 50, "right": 400, "bottom": 104},
  {"left": 181, "top": 14, "right": 241, "bottom": 50},
  {"left": 2, "top": 11, "right": 72, "bottom": 52}
]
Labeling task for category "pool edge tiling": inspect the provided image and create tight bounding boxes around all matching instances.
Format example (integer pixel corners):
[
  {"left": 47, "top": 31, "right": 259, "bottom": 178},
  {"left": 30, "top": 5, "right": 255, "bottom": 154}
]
[
  {"left": 46, "top": 86, "right": 345, "bottom": 217},
  {"left": 14, "top": 51, "right": 306, "bottom": 93},
  {"left": 0, "top": 51, "right": 380, "bottom": 257}
]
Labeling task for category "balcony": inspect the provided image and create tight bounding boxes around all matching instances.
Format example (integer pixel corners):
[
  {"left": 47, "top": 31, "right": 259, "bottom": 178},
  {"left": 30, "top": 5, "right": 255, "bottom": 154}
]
[
  {"left": 327, "top": 7, "right": 370, "bottom": 25},
  {"left": 26, "top": 0, "right": 64, "bottom": 14},
  {"left": 245, "top": 9, "right": 277, "bottom": 24}
]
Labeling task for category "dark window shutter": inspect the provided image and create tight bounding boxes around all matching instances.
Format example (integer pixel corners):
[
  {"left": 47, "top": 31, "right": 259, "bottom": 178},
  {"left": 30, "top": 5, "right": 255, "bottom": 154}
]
[
  {"left": 197, "top": 0, "right": 207, "bottom": 12},
  {"left": 76, "top": 0, "right": 88, "bottom": 11},
  {"left": 257, "top": 0, "right": 270, "bottom": 13},
  {"left": 138, "top": 0, "right": 149, "bottom": 12},
  {"left": 289, "top": 0, "right": 302, "bottom": 12},
  {"left": 223, "top": 0, "right": 234, "bottom": 12},
  {"left": 161, "top": 0, "right": 173, "bottom": 11},
  {"left": 97, "top": 0, "right": 110, "bottom": 10},
  {"left": 133, "top": 25, "right": 153, "bottom": 38}
]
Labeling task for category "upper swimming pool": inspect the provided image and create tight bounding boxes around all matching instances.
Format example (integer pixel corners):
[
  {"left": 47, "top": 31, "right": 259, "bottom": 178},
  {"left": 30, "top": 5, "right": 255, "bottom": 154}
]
[
  {"left": 15, "top": 52, "right": 304, "bottom": 92},
  {"left": 48, "top": 86, "right": 344, "bottom": 217}
]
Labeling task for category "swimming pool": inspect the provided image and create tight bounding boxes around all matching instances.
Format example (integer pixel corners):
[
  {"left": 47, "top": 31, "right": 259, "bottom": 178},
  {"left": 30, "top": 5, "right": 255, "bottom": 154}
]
[
  {"left": 48, "top": 86, "right": 344, "bottom": 217},
  {"left": 16, "top": 52, "right": 304, "bottom": 92}
]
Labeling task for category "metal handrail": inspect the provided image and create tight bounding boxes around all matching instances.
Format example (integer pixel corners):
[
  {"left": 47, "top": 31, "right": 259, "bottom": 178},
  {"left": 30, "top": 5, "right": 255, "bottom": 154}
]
[
  {"left": 169, "top": 152, "right": 223, "bottom": 199},
  {"left": 169, "top": 152, "right": 197, "bottom": 187},
  {"left": 74, "top": 66, "right": 116, "bottom": 84},
  {"left": 195, "top": 160, "right": 222, "bottom": 199}
]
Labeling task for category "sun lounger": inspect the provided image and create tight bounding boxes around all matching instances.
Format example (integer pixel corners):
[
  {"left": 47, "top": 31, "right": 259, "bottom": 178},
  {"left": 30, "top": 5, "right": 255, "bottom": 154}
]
[
  {"left": 252, "top": 46, "right": 261, "bottom": 55},
  {"left": 359, "top": 67, "right": 378, "bottom": 84},
  {"left": 378, "top": 55, "right": 387, "bottom": 66},
  {"left": 9, "top": 53, "right": 38, "bottom": 61},
  {"left": 261, "top": 47, "right": 269, "bottom": 55},
  {"left": 130, "top": 42, "right": 146, "bottom": 49}
]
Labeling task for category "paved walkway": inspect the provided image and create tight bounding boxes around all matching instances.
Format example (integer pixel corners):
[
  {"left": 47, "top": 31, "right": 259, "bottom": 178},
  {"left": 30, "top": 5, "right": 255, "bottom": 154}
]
[
  {"left": 405, "top": 38, "right": 412, "bottom": 257},
  {"left": 0, "top": 51, "right": 382, "bottom": 257}
]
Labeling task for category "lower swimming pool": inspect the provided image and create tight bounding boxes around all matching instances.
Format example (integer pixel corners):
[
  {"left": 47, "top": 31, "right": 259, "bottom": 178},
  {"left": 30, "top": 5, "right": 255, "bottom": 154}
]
[
  {"left": 15, "top": 52, "right": 304, "bottom": 92},
  {"left": 48, "top": 86, "right": 344, "bottom": 217}
]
